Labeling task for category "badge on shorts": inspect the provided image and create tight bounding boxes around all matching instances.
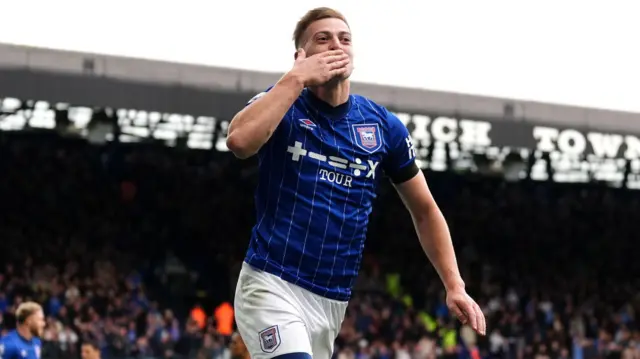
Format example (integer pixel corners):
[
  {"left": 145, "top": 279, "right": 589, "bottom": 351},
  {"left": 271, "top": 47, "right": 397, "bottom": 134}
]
[{"left": 258, "top": 325, "right": 281, "bottom": 353}]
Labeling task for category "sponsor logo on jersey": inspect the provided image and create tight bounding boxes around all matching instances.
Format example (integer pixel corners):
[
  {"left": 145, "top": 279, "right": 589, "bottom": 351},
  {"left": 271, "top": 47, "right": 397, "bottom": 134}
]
[
  {"left": 287, "top": 141, "right": 380, "bottom": 187},
  {"left": 352, "top": 124, "right": 382, "bottom": 153},
  {"left": 406, "top": 135, "right": 417, "bottom": 160},
  {"left": 259, "top": 325, "right": 281, "bottom": 353}
]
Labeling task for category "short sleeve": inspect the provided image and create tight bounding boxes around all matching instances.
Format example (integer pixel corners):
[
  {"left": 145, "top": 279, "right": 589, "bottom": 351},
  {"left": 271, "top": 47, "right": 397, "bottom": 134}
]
[
  {"left": 382, "top": 110, "right": 419, "bottom": 184},
  {"left": 0, "top": 341, "right": 14, "bottom": 359},
  {"left": 242, "top": 85, "right": 295, "bottom": 158},
  {"left": 245, "top": 86, "right": 274, "bottom": 106}
]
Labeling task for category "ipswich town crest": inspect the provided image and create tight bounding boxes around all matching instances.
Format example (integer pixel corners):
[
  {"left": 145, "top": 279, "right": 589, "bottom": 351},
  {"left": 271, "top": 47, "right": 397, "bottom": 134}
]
[
  {"left": 352, "top": 124, "right": 382, "bottom": 153},
  {"left": 259, "top": 325, "right": 281, "bottom": 353}
]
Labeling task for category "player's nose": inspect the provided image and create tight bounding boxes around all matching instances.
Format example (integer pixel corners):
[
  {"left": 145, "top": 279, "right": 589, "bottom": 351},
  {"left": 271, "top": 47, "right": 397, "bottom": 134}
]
[{"left": 328, "top": 37, "right": 342, "bottom": 51}]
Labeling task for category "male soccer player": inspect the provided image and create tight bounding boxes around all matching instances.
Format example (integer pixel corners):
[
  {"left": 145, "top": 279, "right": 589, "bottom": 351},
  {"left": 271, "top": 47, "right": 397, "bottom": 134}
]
[
  {"left": 0, "top": 302, "right": 45, "bottom": 359},
  {"left": 80, "top": 340, "right": 102, "bottom": 359},
  {"left": 227, "top": 7, "right": 487, "bottom": 359}
]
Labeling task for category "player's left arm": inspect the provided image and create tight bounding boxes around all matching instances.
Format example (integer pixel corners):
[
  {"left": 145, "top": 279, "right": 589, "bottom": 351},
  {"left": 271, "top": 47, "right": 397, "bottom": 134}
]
[
  {"left": 382, "top": 132, "right": 463, "bottom": 293},
  {"left": 383, "top": 110, "right": 486, "bottom": 335},
  {"left": 394, "top": 172, "right": 464, "bottom": 290}
]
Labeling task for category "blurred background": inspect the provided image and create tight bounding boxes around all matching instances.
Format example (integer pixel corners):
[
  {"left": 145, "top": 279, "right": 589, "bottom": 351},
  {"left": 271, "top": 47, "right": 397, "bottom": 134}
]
[{"left": 0, "top": 2, "right": 639, "bottom": 359}]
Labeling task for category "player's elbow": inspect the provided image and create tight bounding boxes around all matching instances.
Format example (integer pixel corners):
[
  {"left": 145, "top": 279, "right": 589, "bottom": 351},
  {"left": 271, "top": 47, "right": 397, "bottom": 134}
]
[{"left": 226, "top": 132, "right": 256, "bottom": 159}]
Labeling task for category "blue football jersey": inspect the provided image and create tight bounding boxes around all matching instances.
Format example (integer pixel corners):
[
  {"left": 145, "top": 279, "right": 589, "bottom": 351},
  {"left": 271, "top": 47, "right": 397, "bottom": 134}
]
[
  {"left": 244, "top": 88, "right": 418, "bottom": 301},
  {"left": 0, "top": 331, "right": 42, "bottom": 359}
]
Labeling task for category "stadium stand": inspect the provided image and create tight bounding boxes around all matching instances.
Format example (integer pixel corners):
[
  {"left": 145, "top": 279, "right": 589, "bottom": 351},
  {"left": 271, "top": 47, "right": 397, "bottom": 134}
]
[
  {"left": 1, "top": 44, "right": 639, "bottom": 359},
  {"left": 1, "top": 131, "right": 638, "bottom": 359}
]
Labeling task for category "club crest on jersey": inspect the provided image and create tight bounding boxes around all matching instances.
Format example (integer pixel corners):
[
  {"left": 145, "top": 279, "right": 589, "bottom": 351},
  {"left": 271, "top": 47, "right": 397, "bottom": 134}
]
[
  {"left": 352, "top": 124, "right": 382, "bottom": 153},
  {"left": 259, "top": 325, "right": 281, "bottom": 353}
]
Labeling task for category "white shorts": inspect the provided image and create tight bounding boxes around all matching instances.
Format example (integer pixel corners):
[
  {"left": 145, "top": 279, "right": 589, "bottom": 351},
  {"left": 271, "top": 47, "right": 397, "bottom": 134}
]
[{"left": 234, "top": 263, "right": 348, "bottom": 359}]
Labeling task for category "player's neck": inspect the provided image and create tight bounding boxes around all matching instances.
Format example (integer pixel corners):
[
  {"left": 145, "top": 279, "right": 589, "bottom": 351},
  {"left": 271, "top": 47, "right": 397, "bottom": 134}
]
[
  {"left": 309, "top": 80, "right": 350, "bottom": 107},
  {"left": 17, "top": 326, "right": 33, "bottom": 341}
]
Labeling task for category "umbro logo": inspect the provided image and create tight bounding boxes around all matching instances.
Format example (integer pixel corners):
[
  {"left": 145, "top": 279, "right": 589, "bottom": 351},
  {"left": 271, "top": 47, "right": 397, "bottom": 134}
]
[{"left": 299, "top": 119, "right": 316, "bottom": 131}]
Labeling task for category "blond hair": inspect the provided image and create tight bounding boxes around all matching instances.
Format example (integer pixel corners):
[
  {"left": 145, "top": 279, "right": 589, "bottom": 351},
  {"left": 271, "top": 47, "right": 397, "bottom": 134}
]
[
  {"left": 292, "top": 7, "right": 349, "bottom": 49},
  {"left": 16, "top": 302, "right": 43, "bottom": 324}
]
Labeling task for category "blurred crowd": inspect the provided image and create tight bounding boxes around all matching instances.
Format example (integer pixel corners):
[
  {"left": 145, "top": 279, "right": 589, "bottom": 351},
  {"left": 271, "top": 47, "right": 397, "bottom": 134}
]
[{"left": 0, "top": 132, "right": 638, "bottom": 359}]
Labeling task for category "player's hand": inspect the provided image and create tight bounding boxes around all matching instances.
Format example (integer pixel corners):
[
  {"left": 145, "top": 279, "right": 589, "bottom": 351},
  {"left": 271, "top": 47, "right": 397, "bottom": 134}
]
[
  {"left": 446, "top": 288, "right": 486, "bottom": 335},
  {"left": 291, "top": 49, "right": 350, "bottom": 87}
]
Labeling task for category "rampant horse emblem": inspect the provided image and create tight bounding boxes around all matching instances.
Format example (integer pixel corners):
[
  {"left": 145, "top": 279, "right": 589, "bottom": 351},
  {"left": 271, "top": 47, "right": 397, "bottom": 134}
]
[
  {"left": 352, "top": 124, "right": 382, "bottom": 153},
  {"left": 259, "top": 325, "right": 281, "bottom": 353}
]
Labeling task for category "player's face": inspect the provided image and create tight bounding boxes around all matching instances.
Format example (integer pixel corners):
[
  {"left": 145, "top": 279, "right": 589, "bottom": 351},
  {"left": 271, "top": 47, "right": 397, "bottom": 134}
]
[
  {"left": 301, "top": 17, "right": 354, "bottom": 81},
  {"left": 81, "top": 345, "right": 100, "bottom": 359},
  {"left": 28, "top": 310, "right": 45, "bottom": 337},
  {"left": 229, "top": 333, "right": 248, "bottom": 359}
]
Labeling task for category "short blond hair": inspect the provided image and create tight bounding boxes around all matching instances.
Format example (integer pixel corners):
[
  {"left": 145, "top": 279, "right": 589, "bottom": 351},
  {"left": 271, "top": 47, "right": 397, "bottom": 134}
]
[
  {"left": 292, "top": 7, "right": 349, "bottom": 49},
  {"left": 16, "top": 302, "right": 43, "bottom": 324}
]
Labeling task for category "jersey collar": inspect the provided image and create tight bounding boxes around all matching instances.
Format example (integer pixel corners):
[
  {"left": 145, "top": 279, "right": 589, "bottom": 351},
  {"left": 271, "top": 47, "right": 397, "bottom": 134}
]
[{"left": 303, "top": 89, "right": 352, "bottom": 120}]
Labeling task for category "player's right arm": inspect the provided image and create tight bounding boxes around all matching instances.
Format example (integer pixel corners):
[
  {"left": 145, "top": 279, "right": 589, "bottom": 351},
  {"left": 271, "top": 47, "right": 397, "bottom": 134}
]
[
  {"left": 226, "top": 72, "right": 303, "bottom": 159},
  {"left": 226, "top": 49, "right": 350, "bottom": 159}
]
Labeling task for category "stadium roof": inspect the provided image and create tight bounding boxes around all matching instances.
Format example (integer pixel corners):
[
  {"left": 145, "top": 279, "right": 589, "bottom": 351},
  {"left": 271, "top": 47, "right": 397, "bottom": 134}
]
[{"left": 1, "top": 42, "right": 639, "bottom": 133}]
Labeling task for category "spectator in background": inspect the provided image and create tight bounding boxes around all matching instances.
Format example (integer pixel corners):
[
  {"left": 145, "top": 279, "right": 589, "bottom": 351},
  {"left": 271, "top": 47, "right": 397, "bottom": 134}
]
[
  {"left": 190, "top": 305, "right": 206, "bottom": 332},
  {"left": 214, "top": 302, "right": 233, "bottom": 337}
]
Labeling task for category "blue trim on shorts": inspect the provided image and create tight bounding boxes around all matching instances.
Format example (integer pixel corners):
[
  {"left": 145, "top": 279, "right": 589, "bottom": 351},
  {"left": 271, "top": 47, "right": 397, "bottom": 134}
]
[{"left": 271, "top": 353, "right": 312, "bottom": 359}]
